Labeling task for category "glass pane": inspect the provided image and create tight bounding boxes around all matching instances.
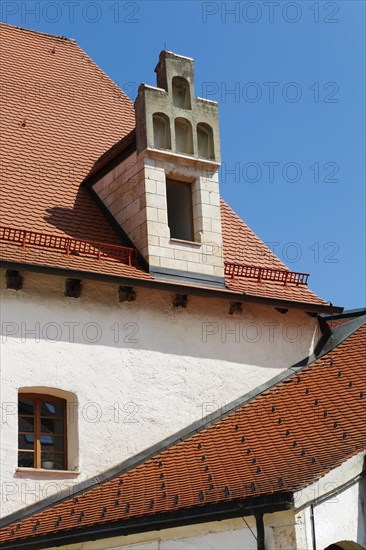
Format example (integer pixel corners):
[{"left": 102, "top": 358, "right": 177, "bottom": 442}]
[
  {"left": 41, "top": 452, "right": 65, "bottom": 470},
  {"left": 19, "top": 416, "right": 34, "bottom": 432},
  {"left": 41, "top": 435, "right": 64, "bottom": 452},
  {"left": 40, "top": 418, "right": 64, "bottom": 435},
  {"left": 18, "top": 451, "right": 34, "bottom": 468},
  {"left": 40, "top": 401, "right": 64, "bottom": 417},
  {"left": 18, "top": 399, "right": 34, "bottom": 415},
  {"left": 18, "top": 434, "right": 34, "bottom": 450}
]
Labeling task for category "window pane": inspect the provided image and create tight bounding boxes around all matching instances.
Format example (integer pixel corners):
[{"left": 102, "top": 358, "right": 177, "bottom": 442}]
[
  {"left": 18, "top": 399, "right": 34, "bottom": 415},
  {"left": 40, "top": 401, "right": 65, "bottom": 417},
  {"left": 18, "top": 452, "right": 34, "bottom": 468},
  {"left": 18, "top": 434, "right": 34, "bottom": 450},
  {"left": 19, "top": 416, "right": 34, "bottom": 432},
  {"left": 41, "top": 453, "right": 65, "bottom": 470},
  {"left": 40, "top": 418, "right": 64, "bottom": 435},
  {"left": 41, "top": 435, "right": 64, "bottom": 453}
]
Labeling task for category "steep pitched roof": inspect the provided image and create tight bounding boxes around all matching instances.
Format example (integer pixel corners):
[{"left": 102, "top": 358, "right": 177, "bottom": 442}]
[
  {"left": 0, "top": 23, "right": 333, "bottom": 309},
  {"left": 220, "top": 200, "right": 326, "bottom": 304},
  {"left": 0, "top": 23, "right": 148, "bottom": 280},
  {"left": 1, "top": 316, "right": 364, "bottom": 548}
]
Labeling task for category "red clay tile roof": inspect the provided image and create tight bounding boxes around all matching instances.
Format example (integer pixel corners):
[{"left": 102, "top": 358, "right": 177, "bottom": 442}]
[
  {"left": 1, "top": 318, "right": 364, "bottom": 547},
  {"left": 0, "top": 23, "right": 149, "bottom": 280},
  {"left": 328, "top": 318, "right": 357, "bottom": 328},
  {"left": 0, "top": 23, "right": 330, "bottom": 307},
  {"left": 220, "top": 200, "right": 327, "bottom": 305}
]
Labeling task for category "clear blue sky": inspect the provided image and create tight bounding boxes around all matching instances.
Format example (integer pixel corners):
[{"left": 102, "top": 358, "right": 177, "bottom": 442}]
[{"left": 2, "top": 0, "right": 365, "bottom": 309}]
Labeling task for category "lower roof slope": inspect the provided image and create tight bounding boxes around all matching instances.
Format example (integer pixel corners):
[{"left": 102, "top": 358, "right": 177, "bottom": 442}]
[{"left": 1, "top": 316, "right": 364, "bottom": 548}]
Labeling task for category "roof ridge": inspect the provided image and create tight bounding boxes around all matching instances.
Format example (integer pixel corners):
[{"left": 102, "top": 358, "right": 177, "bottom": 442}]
[
  {"left": 0, "top": 23, "right": 133, "bottom": 109},
  {"left": 2, "top": 316, "right": 364, "bottom": 528},
  {"left": 0, "top": 22, "right": 75, "bottom": 42}
]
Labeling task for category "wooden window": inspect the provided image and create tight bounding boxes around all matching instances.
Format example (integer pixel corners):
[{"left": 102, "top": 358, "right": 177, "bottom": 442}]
[
  {"left": 18, "top": 393, "right": 67, "bottom": 470},
  {"left": 166, "top": 179, "right": 194, "bottom": 241}
]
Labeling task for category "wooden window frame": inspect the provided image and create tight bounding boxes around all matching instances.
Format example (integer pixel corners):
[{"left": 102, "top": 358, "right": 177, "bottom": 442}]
[{"left": 18, "top": 393, "right": 67, "bottom": 470}]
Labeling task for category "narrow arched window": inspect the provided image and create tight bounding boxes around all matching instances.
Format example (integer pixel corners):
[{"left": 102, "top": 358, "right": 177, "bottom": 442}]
[
  {"left": 172, "top": 77, "right": 191, "bottom": 109},
  {"left": 175, "top": 118, "right": 193, "bottom": 155},
  {"left": 18, "top": 393, "right": 67, "bottom": 470},
  {"left": 197, "top": 123, "right": 214, "bottom": 159},
  {"left": 153, "top": 113, "right": 171, "bottom": 150}
]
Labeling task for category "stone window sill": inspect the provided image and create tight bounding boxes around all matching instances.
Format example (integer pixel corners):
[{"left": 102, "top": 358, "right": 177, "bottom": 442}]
[
  {"left": 15, "top": 467, "right": 80, "bottom": 477},
  {"left": 170, "top": 238, "right": 202, "bottom": 247}
]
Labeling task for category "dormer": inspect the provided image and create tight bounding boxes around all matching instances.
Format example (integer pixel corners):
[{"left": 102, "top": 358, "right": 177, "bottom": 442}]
[{"left": 90, "top": 51, "right": 225, "bottom": 287}]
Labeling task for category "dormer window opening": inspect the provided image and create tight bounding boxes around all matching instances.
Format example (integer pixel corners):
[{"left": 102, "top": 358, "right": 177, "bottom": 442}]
[{"left": 166, "top": 178, "right": 194, "bottom": 242}]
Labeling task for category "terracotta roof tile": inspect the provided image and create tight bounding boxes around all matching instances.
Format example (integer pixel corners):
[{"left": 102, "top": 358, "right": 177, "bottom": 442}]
[
  {"left": 1, "top": 320, "right": 364, "bottom": 545},
  {"left": 0, "top": 23, "right": 136, "bottom": 261},
  {"left": 220, "top": 200, "right": 327, "bottom": 305},
  {"left": 0, "top": 23, "right": 330, "bottom": 307}
]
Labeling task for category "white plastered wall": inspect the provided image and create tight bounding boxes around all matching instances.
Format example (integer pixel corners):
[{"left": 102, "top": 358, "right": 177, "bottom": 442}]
[
  {"left": 293, "top": 450, "right": 366, "bottom": 550},
  {"left": 0, "top": 269, "right": 320, "bottom": 516}
]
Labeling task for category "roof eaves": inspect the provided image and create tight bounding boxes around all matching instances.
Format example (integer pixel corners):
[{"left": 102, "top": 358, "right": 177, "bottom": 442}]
[
  {"left": 0, "top": 258, "right": 342, "bottom": 314},
  {"left": 0, "top": 493, "right": 293, "bottom": 550}
]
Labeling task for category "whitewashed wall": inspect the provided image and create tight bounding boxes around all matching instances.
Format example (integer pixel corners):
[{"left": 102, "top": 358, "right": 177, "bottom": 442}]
[
  {"left": 0, "top": 269, "right": 320, "bottom": 516},
  {"left": 294, "top": 451, "right": 366, "bottom": 549}
]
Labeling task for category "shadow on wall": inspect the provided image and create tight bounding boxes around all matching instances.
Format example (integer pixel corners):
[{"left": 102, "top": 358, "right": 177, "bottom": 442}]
[
  {"left": 357, "top": 460, "right": 366, "bottom": 547},
  {"left": 1, "top": 284, "right": 319, "bottom": 369}
]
